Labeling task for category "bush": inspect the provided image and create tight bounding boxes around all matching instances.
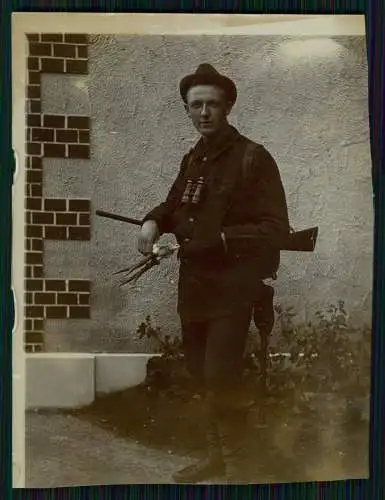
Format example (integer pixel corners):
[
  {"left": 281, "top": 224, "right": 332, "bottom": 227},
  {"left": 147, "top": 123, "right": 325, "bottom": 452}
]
[{"left": 136, "top": 301, "right": 371, "bottom": 402}]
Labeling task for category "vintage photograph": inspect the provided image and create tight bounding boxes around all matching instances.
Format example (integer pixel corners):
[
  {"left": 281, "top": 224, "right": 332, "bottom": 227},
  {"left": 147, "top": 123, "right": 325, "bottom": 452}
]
[{"left": 12, "top": 14, "right": 371, "bottom": 487}]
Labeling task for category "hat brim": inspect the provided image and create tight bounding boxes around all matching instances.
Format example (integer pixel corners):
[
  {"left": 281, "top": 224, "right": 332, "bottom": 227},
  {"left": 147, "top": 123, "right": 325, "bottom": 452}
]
[{"left": 180, "top": 73, "right": 237, "bottom": 104}]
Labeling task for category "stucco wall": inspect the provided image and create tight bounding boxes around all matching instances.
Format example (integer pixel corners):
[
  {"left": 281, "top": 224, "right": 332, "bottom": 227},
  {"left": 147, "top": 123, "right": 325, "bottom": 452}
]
[{"left": 42, "top": 35, "right": 373, "bottom": 352}]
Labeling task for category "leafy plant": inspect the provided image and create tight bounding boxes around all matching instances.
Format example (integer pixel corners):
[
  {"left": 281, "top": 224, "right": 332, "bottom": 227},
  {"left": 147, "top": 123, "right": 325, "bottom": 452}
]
[
  {"left": 136, "top": 315, "right": 183, "bottom": 359},
  {"left": 136, "top": 302, "right": 371, "bottom": 403}
]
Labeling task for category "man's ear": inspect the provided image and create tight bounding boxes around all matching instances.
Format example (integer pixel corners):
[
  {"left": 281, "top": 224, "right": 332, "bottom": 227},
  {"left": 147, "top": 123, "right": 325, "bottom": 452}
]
[
  {"left": 225, "top": 101, "right": 234, "bottom": 116},
  {"left": 184, "top": 103, "right": 191, "bottom": 116}
]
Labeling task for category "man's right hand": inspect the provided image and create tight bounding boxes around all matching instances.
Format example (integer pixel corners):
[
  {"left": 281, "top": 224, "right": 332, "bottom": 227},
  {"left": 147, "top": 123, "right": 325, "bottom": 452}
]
[{"left": 138, "top": 220, "right": 160, "bottom": 255}]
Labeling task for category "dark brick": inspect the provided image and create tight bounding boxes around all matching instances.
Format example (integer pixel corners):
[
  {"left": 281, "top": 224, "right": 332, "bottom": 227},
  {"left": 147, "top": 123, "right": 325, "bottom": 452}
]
[
  {"left": 57, "top": 293, "right": 78, "bottom": 305},
  {"left": 32, "top": 211, "right": 54, "bottom": 225},
  {"left": 79, "top": 213, "right": 90, "bottom": 226},
  {"left": 30, "top": 100, "right": 41, "bottom": 113},
  {"left": 27, "top": 143, "right": 41, "bottom": 156},
  {"left": 29, "top": 42, "right": 52, "bottom": 57},
  {"left": 53, "top": 43, "right": 76, "bottom": 58},
  {"left": 69, "top": 306, "right": 90, "bottom": 319},
  {"left": 78, "top": 293, "right": 90, "bottom": 305},
  {"left": 33, "top": 319, "right": 44, "bottom": 330},
  {"left": 66, "top": 59, "right": 88, "bottom": 74},
  {"left": 41, "top": 58, "right": 64, "bottom": 73},
  {"left": 33, "top": 266, "right": 43, "bottom": 278},
  {"left": 31, "top": 184, "right": 43, "bottom": 197},
  {"left": 32, "top": 128, "right": 54, "bottom": 142},
  {"left": 24, "top": 331, "right": 44, "bottom": 344},
  {"left": 68, "top": 199, "right": 90, "bottom": 211},
  {"left": 26, "top": 156, "right": 31, "bottom": 170},
  {"left": 44, "top": 198, "right": 67, "bottom": 211},
  {"left": 78, "top": 130, "right": 90, "bottom": 143},
  {"left": 31, "top": 156, "right": 42, "bottom": 169},
  {"left": 56, "top": 129, "right": 78, "bottom": 143},
  {"left": 27, "top": 57, "right": 40, "bottom": 70},
  {"left": 26, "top": 128, "right": 31, "bottom": 142},
  {"left": 64, "top": 34, "right": 88, "bottom": 44},
  {"left": 68, "top": 226, "right": 90, "bottom": 240},
  {"left": 56, "top": 213, "right": 77, "bottom": 225},
  {"left": 77, "top": 45, "right": 88, "bottom": 58},
  {"left": 25, "top": 343, "right": 44, "bottom": 353},
  {"left": 25, "top": 306, "right": 44, "bottom": 318},
  {"left": 29, "top": 71, "right": 41, "bottom": 85},
  {"left": 25, "top": 319, "right": 33, "bottom": 331},
  {"left": 25, "top": 211, "right": 31, "bottom": 224},
  {"left": 35, "top": 292, "right": 56, "bottom": 305},
  {"left": 27, "top": 85, "right": 41, "bottom": 99},
  {"left": 68, "top": 144, "right": 89, "bottom": 159},
  {"left": 43, "top": 143, "right": 66, "bottom": 158},
  {"left": 32, "top": 239, "right": 43, "bottom": 252},
  {"left": 25, "top": 239, "right": 31, "bottom": 250},
  {"left": 26, "top": 225, "right": 43, "bottom": 238},
  {"left": 41, "top": 33, "right": 63, "bottom": 42},
  {"left": 25, "top": 266, "right": 32, "bottom": 278},
  {"left": 67, "top": 116, "right": 89, "bottom": 129},
  {"left": 44, "top": 226, "right": 67, "bottom": 240},
  {"left": 46, "top": 306, "right": 68, "bottom": 319},
  {"left": 25, "top": 184, "right": 31, "bottom": 197},
  {"left": 27, "top": 169, "right": 43, "bottom": 184},
  {"left": 26, "top": 252, "right": 43, "bottom": 265},
  {"left": 43, "top": 114, "right": 65, "bottom": 128},
  {"left": 25, "top": 279, "right": 43, "bottom": 291},
  {"left": 26, "top": 34, "right": 40, "bottom": 42},
  {"left": 27, "top": 114, "right": 41, "bottom": 127},
  {"left": 26, "top": 197, "right": 42, "bottom": 210},
  {"left": 25, "top": 292, "right": 33, "bottom": 304},
  {"left": 45, "top": 280, "right": 66, "bottom": 292},
  {"left": 68, "top": 280, "right": 90, "bottom": 292}
]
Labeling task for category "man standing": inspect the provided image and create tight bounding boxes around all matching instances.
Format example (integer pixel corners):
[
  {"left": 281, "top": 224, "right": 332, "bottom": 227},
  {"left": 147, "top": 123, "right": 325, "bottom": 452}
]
[{"left": 138, "top": 64, "right": 290, "bottom": 483}]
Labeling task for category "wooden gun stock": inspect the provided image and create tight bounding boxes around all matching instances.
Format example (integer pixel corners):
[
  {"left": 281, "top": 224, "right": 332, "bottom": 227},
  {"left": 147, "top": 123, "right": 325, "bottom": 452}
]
[{"left": 281, "top": 226, "right": 319, "bottom": 252}]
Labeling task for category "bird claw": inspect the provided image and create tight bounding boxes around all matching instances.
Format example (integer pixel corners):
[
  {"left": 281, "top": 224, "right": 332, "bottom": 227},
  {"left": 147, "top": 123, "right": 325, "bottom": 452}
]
[{"left": 115, "top": 242, "right": 179, "bottom": 286}]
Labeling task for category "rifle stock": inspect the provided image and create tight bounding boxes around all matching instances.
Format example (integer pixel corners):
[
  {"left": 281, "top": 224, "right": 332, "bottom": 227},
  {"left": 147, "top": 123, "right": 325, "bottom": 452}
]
[{"left": 96, "top": 210, "right": 319, "bottom": 252}]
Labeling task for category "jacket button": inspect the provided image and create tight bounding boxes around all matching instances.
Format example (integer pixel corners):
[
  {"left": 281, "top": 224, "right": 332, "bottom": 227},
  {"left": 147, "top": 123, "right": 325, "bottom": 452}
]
[
  {"left": 188, "top": 217, "right": 194, "bottom": 223},
  {"left": 184, "top": 238, "right": 190, "bottom": 243},
  {"left": 202, "top": 156, "right": 207, "bottom": 162}
]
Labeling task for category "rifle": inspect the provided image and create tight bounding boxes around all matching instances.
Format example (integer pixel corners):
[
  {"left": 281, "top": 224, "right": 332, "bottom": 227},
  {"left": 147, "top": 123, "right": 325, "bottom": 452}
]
[{"left": 95, "top": 209, "right": 319, "bottom": 252}]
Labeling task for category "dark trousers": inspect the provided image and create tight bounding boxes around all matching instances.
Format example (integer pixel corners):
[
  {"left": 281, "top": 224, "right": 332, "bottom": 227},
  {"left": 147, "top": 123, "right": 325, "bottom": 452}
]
[{"left": 181, "top": 307, "right": 253, "bottom": 397}]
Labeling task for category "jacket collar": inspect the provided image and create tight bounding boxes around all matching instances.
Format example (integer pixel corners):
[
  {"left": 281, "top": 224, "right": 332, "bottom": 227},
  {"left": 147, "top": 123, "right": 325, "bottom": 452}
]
[{"left": 191, "top": 125, "right": 241, "bottom": 162}]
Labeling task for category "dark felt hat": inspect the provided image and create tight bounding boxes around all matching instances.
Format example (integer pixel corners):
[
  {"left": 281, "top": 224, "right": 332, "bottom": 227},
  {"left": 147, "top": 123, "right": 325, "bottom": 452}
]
[{"left": 179, "top": 63, "right": 237, "bottom": 104}]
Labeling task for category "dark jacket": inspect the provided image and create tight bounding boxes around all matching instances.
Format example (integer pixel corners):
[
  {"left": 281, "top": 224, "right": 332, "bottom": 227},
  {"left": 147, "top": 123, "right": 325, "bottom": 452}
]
[{"left": 144, "top": 125, "right": 290, "bottom": 322}]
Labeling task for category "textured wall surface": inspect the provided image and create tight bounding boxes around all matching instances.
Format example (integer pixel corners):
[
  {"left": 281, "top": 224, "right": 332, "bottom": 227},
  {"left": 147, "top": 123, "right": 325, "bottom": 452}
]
[{"left": 42, "top": 35, "right": 373, "bottom": 352}]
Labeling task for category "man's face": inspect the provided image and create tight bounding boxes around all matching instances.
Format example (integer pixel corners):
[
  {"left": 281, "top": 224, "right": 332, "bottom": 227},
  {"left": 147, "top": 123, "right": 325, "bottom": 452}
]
[{"left": 185, "top": 85, "right": 233, "bottom": 138}]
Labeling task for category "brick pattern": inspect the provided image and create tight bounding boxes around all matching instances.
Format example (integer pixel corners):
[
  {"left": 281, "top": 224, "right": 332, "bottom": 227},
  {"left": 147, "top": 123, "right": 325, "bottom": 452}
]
[
  {"left": 26, "top": 198, "right": 91, "bottom": 242},
  {"left": 24, "top": 279, "right": 91, "bottom": 349},
  {"left": 24, "top": 33, "right": 91, "bottom": 352},
  {"left": 27, "top": 114, "right": 90, "bottom": 159}
]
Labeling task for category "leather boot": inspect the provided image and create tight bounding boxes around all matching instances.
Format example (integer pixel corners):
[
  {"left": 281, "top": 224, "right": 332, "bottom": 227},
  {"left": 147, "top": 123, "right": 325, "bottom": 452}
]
[
  {"left": 216, "top": 407, "right": 257, "bottom": 484},
  {"left": 172, "top": 418, "right": 225, "bottom": 483}
]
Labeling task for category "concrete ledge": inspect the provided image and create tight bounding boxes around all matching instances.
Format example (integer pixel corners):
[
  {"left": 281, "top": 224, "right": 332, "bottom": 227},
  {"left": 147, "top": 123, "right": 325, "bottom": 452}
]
[
  {"left": 26, "top": 353, "right": 95, "bottom": 410},
  {"left": 95, "top": 353, "right": 160, "bottom": 395},
  {"left": 25, "top": 353, "right": 160, "bottom": 410}
]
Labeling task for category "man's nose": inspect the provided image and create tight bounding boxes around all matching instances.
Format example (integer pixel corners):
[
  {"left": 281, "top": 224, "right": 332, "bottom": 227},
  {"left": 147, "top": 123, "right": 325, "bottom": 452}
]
[{"left": 200, "top": 104, "right": 209, "bottom": 116}]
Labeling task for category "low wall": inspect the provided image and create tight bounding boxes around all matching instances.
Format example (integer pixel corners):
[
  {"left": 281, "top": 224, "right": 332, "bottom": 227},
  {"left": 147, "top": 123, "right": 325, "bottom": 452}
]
[{"left": 25, "top": 352, "right": 160, "bottom": 409}]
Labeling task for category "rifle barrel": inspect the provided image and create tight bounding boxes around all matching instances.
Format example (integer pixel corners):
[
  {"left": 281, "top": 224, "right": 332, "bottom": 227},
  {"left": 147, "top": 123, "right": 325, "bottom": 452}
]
[
  {"left": 96, "top": 210, "right": 142, "bottom": 226},
  {"left": 96, "top": 209, "right": 319, "bottom": 252}
]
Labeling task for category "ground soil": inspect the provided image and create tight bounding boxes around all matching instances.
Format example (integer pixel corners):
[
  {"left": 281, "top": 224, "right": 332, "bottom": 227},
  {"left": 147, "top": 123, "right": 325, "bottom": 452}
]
[{"left": 68, "top": 357, "right": 369, "bottom": 483}]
